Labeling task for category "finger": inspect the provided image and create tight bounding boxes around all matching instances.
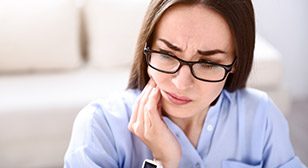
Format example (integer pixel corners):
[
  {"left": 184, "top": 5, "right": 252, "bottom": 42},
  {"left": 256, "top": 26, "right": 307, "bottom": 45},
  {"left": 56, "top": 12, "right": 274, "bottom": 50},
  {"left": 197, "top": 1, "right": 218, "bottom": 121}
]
[
  {"left": 144, "top": 108, "right": 152, "bottom": 138},
  {"left": 157, "top": 100, "right": 162, "bottom": 117},
  {"left": 128, "top": 82, "right": 151, "bottom": 130},
  {"left": 134, "top": 83, "right": 154, "bottom": 135},
  {"left": 145, "top": 87, "right": 162, "bottom": 127},
  {"left": 144, "top": 88, "right": 158, "bottom": 133},
  {"left": 128, "top": 78, "right": 156, "bottom": 132}
]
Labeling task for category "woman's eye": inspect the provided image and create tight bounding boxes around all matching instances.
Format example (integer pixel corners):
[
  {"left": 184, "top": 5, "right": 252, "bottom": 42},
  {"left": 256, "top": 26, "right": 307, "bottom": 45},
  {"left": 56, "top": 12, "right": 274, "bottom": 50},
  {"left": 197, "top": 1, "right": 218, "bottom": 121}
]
[
  {"left": 201, "top": 63, "right": 215, "bottom": 69},
  {"left": 199, "top": 63, "right": 222, "bottom": 70},
  {"left": 159, "top": 54, "right": 172, "bottom": 60},
  {"left": 199, "top": 58, "right": 222, "bottom": 65}
]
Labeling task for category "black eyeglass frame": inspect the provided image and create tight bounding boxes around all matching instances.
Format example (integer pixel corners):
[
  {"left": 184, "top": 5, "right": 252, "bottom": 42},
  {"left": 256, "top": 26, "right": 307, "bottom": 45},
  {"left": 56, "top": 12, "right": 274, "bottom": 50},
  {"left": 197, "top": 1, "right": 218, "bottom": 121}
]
[{"left": 144, "top": 46, "right": 237, "bottom": 82}]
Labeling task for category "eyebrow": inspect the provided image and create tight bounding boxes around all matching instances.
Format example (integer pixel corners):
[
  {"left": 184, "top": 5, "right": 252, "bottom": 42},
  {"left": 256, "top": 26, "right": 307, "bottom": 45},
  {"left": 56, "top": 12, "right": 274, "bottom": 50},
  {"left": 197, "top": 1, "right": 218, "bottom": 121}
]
[{"left": 158, "top": 38, "right": 227, "bottom": 56}]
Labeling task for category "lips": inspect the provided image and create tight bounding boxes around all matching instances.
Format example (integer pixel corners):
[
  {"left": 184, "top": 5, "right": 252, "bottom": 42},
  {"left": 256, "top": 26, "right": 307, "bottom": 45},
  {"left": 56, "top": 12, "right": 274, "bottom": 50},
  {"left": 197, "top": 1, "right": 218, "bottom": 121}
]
[{"left": 164, "top": 91, "right": 192, "bottom": 105}]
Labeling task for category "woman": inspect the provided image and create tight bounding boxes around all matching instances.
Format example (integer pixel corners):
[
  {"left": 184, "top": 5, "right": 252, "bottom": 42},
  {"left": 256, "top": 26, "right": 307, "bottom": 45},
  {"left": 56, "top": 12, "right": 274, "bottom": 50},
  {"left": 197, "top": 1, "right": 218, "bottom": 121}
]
[{"left": 64, "top": 0, "right": 306, "bottom": 167}]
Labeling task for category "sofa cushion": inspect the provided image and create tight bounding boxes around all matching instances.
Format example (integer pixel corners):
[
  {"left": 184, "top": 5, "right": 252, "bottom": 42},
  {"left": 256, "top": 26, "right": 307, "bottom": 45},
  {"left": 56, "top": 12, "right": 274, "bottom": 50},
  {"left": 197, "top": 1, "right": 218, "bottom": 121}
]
[
  {"left": 248, "top": 34, "right": 283, "bottom": 88},
  {"left": 0, "top": 0, "right": 82, "bottom": 73},
  {"left": 84, "top": 0, "right": 149, "bottom": 68},
  {"left": 0, "top": 66, "right": 129, "bottom": 167}
]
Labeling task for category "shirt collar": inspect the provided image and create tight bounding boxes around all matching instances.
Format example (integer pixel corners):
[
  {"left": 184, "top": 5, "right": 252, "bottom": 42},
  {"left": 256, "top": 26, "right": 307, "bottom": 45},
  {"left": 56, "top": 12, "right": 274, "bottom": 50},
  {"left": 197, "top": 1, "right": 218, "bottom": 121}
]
[{"left": 221, "top": 89, "right": 232, "bottom": 103}]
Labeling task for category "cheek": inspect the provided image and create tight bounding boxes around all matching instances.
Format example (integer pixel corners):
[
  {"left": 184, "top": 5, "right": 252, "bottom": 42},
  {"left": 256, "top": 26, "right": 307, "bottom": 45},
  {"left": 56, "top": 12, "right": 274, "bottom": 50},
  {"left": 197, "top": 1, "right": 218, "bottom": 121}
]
[
  {"left": 198, "top": 80, "right": 226, "bottom": 102},
  {"left": 147, "top": 67, "right": 170, "bottom": 87}
]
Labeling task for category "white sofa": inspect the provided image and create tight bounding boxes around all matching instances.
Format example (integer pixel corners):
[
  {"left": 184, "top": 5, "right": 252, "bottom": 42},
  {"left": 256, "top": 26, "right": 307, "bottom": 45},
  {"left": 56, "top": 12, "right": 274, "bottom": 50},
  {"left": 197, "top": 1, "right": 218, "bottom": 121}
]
[{"left": 0, "top": 0, "right": 290, "bottom": 167}]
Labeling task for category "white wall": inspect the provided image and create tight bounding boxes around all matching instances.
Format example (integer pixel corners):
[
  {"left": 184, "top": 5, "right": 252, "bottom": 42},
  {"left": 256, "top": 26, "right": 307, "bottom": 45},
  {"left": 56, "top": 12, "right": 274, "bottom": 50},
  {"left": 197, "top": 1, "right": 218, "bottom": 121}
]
[{"left": 252, "top": 0, "right": 308, "bottom": 99}]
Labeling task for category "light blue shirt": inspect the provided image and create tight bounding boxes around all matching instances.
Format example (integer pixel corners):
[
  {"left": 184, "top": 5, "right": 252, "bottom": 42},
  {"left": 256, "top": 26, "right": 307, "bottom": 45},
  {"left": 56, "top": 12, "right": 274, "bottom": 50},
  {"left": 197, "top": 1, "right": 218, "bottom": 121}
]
[{"left": 64, "top": 88, "right": 306, "bottom": 168}]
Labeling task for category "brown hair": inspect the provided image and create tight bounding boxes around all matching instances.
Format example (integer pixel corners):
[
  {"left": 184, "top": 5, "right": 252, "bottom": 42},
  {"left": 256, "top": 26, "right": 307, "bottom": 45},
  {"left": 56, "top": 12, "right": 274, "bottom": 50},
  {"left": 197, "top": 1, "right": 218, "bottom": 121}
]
[{"left": 127, "top": 0, "right": 255, "bottom": 92}]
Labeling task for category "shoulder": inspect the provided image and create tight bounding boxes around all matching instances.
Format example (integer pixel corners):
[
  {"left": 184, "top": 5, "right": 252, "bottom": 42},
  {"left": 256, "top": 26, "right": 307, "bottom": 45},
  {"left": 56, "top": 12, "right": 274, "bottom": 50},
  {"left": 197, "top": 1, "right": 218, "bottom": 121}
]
[
  {"left": 67, "top": 89, "right": 141, "bottom": 153},
  {"left": 223, "top": 87, "right": 287, "bottom": 131},
  {"left": 224, "top": 88, "right": 275, "bottom": 114},
  {"left": 218, "top": 89, "right": 303, "bottom": 166},
  {"left": 76, "top": 89, "right": 141, "bottom": 125},
  {"left": 234, "top": 88, "right": 283, "bottom": 117},
  {"left": 225, "top": 87, "right": 269, "bottom": 104},
  {"left": 69, "top": 89, "right": 141, "bottom": 140},
  {"left": 65, "top": 89, "right": 141, "bottom": 167}
]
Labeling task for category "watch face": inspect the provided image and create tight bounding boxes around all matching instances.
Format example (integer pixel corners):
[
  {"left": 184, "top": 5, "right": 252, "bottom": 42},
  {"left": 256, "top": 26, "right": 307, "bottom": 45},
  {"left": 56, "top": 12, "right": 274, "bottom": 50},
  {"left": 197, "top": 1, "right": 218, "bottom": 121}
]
[{"left": 144, "top": 161, "right": 157, "bottom": 168}]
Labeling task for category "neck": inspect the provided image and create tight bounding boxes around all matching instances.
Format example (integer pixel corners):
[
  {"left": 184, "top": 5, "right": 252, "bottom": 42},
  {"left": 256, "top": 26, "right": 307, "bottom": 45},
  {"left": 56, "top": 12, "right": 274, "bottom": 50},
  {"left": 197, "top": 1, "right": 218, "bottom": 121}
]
[{"left": 166, "top": 107, "right": 208, "bottom": 147}]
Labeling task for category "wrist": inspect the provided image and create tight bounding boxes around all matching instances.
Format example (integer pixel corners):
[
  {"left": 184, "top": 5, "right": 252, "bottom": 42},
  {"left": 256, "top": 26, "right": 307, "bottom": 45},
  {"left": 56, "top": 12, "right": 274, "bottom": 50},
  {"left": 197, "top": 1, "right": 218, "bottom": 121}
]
[
  {"left": 152, "top": 153, "right": 181, "bottom": 168},
  {"left": 160, "top": 160, "right": 179, "bottom": 168}
]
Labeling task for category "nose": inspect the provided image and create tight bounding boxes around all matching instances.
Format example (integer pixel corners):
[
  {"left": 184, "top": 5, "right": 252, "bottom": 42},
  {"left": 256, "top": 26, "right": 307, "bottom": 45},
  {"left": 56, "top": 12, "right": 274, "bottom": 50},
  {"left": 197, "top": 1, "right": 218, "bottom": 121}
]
[{"left": 171, "top": 65, "right": 194, "bottom": 90}]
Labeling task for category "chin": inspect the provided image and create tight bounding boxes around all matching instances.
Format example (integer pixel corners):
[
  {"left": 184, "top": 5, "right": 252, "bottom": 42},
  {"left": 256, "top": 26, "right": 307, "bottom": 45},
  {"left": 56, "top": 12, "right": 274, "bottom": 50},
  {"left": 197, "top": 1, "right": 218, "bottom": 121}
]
[{"left": 161, "top": 99, "right": 197, "bottom": 119}]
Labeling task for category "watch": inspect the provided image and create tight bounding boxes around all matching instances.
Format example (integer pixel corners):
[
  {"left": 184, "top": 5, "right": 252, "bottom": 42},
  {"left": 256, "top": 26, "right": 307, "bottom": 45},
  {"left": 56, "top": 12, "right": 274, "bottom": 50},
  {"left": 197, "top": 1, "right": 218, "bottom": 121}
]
[{"left": 142, "top": 159, "right": 164, "bottom": 168}]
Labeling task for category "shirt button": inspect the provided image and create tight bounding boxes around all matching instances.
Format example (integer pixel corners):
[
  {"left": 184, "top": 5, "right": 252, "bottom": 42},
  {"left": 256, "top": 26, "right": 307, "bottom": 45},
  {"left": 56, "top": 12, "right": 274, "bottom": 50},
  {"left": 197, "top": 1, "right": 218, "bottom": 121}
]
[
  {"left": 195, "top": 162, "right": 201, "bottom": 168},
  {"left": 207, "top": 124, "right": 213, "bottom": 131}
]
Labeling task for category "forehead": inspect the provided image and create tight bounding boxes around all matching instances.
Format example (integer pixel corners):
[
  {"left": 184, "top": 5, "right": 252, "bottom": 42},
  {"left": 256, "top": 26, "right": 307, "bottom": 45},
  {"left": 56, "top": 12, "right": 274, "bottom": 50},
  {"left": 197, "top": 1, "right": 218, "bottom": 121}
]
[{"left": 153, "top": 4, "right": 233, "bottom": 52}]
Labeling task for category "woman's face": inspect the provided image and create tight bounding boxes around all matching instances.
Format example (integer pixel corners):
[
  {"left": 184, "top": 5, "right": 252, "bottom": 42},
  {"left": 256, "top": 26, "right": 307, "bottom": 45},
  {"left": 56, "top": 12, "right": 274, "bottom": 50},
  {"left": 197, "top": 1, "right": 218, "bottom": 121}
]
[{"left": 148, "top": 4, "right": 235, "bottom": 119}]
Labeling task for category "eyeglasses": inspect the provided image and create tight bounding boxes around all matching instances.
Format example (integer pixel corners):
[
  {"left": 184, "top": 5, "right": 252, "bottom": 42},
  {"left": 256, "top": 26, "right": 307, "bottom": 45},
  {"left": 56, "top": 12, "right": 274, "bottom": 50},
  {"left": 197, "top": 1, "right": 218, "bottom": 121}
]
[{"left": 144, "top": 46, "right": 236, "bottom": 82}]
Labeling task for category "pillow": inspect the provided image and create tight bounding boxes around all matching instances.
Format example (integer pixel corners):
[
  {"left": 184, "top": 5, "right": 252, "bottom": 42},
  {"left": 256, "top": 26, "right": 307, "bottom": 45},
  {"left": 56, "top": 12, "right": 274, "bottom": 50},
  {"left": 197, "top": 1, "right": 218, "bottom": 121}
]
[
  {"left": 0, "top": 0, "right": 82, "bottom": 73},
  {"left": 84, "top": 0, "right": 149, "bottom": 68}
]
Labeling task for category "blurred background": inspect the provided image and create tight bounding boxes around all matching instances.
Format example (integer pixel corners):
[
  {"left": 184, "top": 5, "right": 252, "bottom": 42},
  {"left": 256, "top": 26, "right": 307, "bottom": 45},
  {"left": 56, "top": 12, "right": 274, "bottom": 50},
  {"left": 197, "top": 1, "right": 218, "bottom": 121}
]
[
  {"left": 0, "top": 0, "right": 307, "bottom": 167},
  {"left": 253, "top": 0, "right": 308, "bottom": 166}
]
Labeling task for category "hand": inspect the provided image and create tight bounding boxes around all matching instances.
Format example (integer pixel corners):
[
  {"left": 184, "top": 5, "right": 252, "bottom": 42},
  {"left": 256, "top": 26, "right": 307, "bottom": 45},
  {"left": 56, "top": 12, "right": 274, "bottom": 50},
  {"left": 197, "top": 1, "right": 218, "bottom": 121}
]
[{"left": 128, "top": 79, "right": 181, "bottom": 168}]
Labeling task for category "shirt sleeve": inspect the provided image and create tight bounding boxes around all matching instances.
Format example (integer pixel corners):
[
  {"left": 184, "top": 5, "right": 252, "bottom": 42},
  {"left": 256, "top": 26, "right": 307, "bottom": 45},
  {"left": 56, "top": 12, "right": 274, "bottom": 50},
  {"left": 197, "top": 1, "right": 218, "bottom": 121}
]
[
  {"left": 64, "top": 101, "right": 119, "bottom": 168},
  {"left": 262, "top": 96, "right": 306, "bottom": 168}
]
